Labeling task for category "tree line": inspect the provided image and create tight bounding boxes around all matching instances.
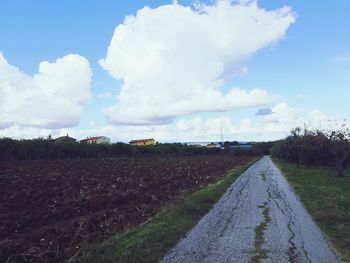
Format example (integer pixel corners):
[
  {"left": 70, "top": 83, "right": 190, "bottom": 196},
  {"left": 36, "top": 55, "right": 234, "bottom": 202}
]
[
  {"left": 270, "top": 125, "right": 350, "bottom": 177},
  {"left": 0, "top": 138, "right": 227, "bottom": 161},
  {"left": 0, "top": 137, "right": 277, "bottom": 162}
]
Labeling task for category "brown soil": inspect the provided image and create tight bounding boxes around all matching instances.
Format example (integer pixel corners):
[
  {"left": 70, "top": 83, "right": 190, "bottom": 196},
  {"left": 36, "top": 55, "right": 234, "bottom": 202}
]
[{"left": 0, "top": 155, "right": 252, "bottom": 263}]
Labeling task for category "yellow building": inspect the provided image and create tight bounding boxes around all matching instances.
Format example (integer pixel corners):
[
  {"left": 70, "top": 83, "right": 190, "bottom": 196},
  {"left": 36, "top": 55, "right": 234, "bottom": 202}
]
[{"left": 129, "top": 138, "right": 155, "bottom": 146}]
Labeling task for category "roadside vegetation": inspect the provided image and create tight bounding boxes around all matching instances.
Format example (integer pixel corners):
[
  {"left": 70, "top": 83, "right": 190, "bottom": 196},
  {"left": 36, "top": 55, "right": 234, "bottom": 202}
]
[
  {"left": 0, "top": 136, "right": 272, "bottom": 162},
  {"left": 77, "top": 160, "right": 256, "bottom": 263},
  {"left": 270, "top": 124, "right": 350, "bottom": 261},
  {"left": 274, "top": 159, "right": 350, "bottom": 262},
  {"left": 0, "top": 138, "right": 223, "bottom": 161},
  {"left": 249, "top": 202, "right": 271, "bottom": 263},
  {"left": 271, "top": 123, "right": 350, "bottom": 177}
]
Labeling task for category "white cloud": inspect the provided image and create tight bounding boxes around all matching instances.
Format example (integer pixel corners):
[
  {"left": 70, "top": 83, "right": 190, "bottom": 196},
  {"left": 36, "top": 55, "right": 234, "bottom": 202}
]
[
  {"left": 261, "top": 103, "right": 333, "bottom": 133},
  {"left": 176, "top": 116, "right": 256, "bottom": 141},
  {"left": 0, "top": 52, "right": 92, "bottom": 129},
  {"left": 2, "top": 103, "right": 342, "bottom": 142},
  {"left": 173, "top": 103, "right": 340, "bottom": 141},
  {"left": 263, "top": 102, "right": 301, "bottom": 126},
  {"left": 100, "top": 0, "right": 295, "bottom": 125},
  {"left": 0, "top": 124, "right": 57, "bottom": 139}
]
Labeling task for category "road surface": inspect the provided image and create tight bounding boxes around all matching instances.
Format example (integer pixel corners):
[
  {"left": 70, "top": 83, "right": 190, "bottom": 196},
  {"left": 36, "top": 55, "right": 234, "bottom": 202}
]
[{"left": 163, "top": 156, "right": 340, "bottom": 263}]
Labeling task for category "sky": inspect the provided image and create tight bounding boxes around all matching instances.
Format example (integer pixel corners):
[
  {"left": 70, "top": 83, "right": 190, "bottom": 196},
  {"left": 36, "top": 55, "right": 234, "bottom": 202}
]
[{"left": 0, "top": 0, "right": 349, "bottom": 142}]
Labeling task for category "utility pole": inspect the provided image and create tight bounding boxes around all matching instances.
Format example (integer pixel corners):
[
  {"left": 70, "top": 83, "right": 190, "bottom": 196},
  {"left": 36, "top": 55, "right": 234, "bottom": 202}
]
[{"left": 220, "top": 125, "right": 224, "bottom": 147}]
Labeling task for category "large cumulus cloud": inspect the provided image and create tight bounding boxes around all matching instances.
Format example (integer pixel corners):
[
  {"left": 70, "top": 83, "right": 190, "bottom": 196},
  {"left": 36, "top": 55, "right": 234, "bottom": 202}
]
[
  {"left": 0, "top": 53, "right": 92, "bottom": 129},
  {"left": 100, "top": 0, "right": 295, "bottom": 125}
]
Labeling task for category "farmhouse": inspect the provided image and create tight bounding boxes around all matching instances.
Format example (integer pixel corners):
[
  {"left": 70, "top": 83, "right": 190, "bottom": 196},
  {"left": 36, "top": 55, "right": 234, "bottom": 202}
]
[
  {"left": 54, "top": 134, "right": 76, "bottom": 143},
  {"left": 206, "top": 142, "right": 220, "bottom": 148},
  {"left": 129, "top": 138, "right": 155, "bottom": 146},
  {"left": 80, "top": 136, "right": 111, "bottom": 144}
]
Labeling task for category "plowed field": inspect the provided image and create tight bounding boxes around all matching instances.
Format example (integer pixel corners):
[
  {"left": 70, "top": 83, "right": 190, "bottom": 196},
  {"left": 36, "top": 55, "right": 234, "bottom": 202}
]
[{"left": 0, "top": 155, "right": 252, "bottom": 263}]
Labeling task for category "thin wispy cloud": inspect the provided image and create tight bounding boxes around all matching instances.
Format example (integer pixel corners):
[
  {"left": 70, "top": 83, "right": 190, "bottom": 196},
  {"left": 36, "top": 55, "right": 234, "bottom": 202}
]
[{"left": 331, "top": 55, "right": 350, "bottom": 63}]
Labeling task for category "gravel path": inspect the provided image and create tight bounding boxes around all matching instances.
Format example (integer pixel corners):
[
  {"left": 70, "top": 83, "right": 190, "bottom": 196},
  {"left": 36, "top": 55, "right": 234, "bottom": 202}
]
[{"left": 162, "top": 156, "right": 340, "bottom": 263}]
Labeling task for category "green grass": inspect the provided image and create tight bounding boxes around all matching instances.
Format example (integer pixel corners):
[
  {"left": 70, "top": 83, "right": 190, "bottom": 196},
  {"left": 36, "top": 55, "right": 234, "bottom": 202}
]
[
  {"left": 77, "top": 159, "right": 257, "bottom": 263},
  {"left": 273, "top": 159, "right": 350, "bottom": 263}
]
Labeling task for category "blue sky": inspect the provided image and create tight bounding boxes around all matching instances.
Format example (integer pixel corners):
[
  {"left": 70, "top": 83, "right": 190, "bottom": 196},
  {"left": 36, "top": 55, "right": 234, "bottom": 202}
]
[{"left": 0, "top": 0, "right": 349, "bottom": 142}]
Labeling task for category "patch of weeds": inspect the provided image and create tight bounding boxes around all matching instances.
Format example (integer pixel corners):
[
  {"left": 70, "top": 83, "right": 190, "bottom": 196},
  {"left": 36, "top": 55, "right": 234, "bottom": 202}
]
[
  {"left": 260, "top": 172, "right": 267, "bottom": 181},
  {"left": 249, "top": 202, "right": 271, "bottom": 263}
]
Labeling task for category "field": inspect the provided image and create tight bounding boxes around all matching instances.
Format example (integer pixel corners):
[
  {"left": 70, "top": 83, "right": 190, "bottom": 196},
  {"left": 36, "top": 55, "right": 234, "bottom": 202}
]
[{"left": 0, "top": 155, "right": 252, "bottom": 263}]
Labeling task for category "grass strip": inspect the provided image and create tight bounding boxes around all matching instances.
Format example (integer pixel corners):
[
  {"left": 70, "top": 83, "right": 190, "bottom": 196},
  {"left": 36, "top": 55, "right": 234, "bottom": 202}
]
[
  {"left": 249, "top": 202, "right": 271, "bottom": 263},
  {"left": 273, "top": 159, "right": 350, "bottom": 263},
  {"left": 77, "top": 159, "right": 257, "bottom": 263}
]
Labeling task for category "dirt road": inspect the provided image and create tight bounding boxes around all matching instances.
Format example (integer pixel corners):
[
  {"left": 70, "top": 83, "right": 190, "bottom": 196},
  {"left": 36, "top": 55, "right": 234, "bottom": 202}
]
[{"left": 163, "top": 156, "right": 340, "bottom": 263}]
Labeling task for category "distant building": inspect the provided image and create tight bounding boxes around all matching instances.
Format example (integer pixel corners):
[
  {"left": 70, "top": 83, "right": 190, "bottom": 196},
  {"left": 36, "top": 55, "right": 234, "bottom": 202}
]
[
  {"left": 206, "top": 142, "right": 220, "bottom": 148},
  {"left": 54, "top": 134, "right": 77, "bottom": 143},
  {"left": 186, "top": 142, "right": 209, "bottom": 147},
  {"left": 80, "top": 136, "right": 110, "bottom": 144},
  {"left": 129, "top": 138, "right": 155, "bottom": 146}
]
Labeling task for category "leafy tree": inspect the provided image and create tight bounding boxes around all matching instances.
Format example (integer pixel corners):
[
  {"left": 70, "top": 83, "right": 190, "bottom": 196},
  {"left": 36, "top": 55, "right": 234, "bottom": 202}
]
[
  {"left": 270, "top": 123, "right": 350, "bottom": 177},
  {"left": 327, "top": 124, "right": 350, "bottom": 177},
  {"left": 252, "top": 141, "right": 276, "bottom": 155}
]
